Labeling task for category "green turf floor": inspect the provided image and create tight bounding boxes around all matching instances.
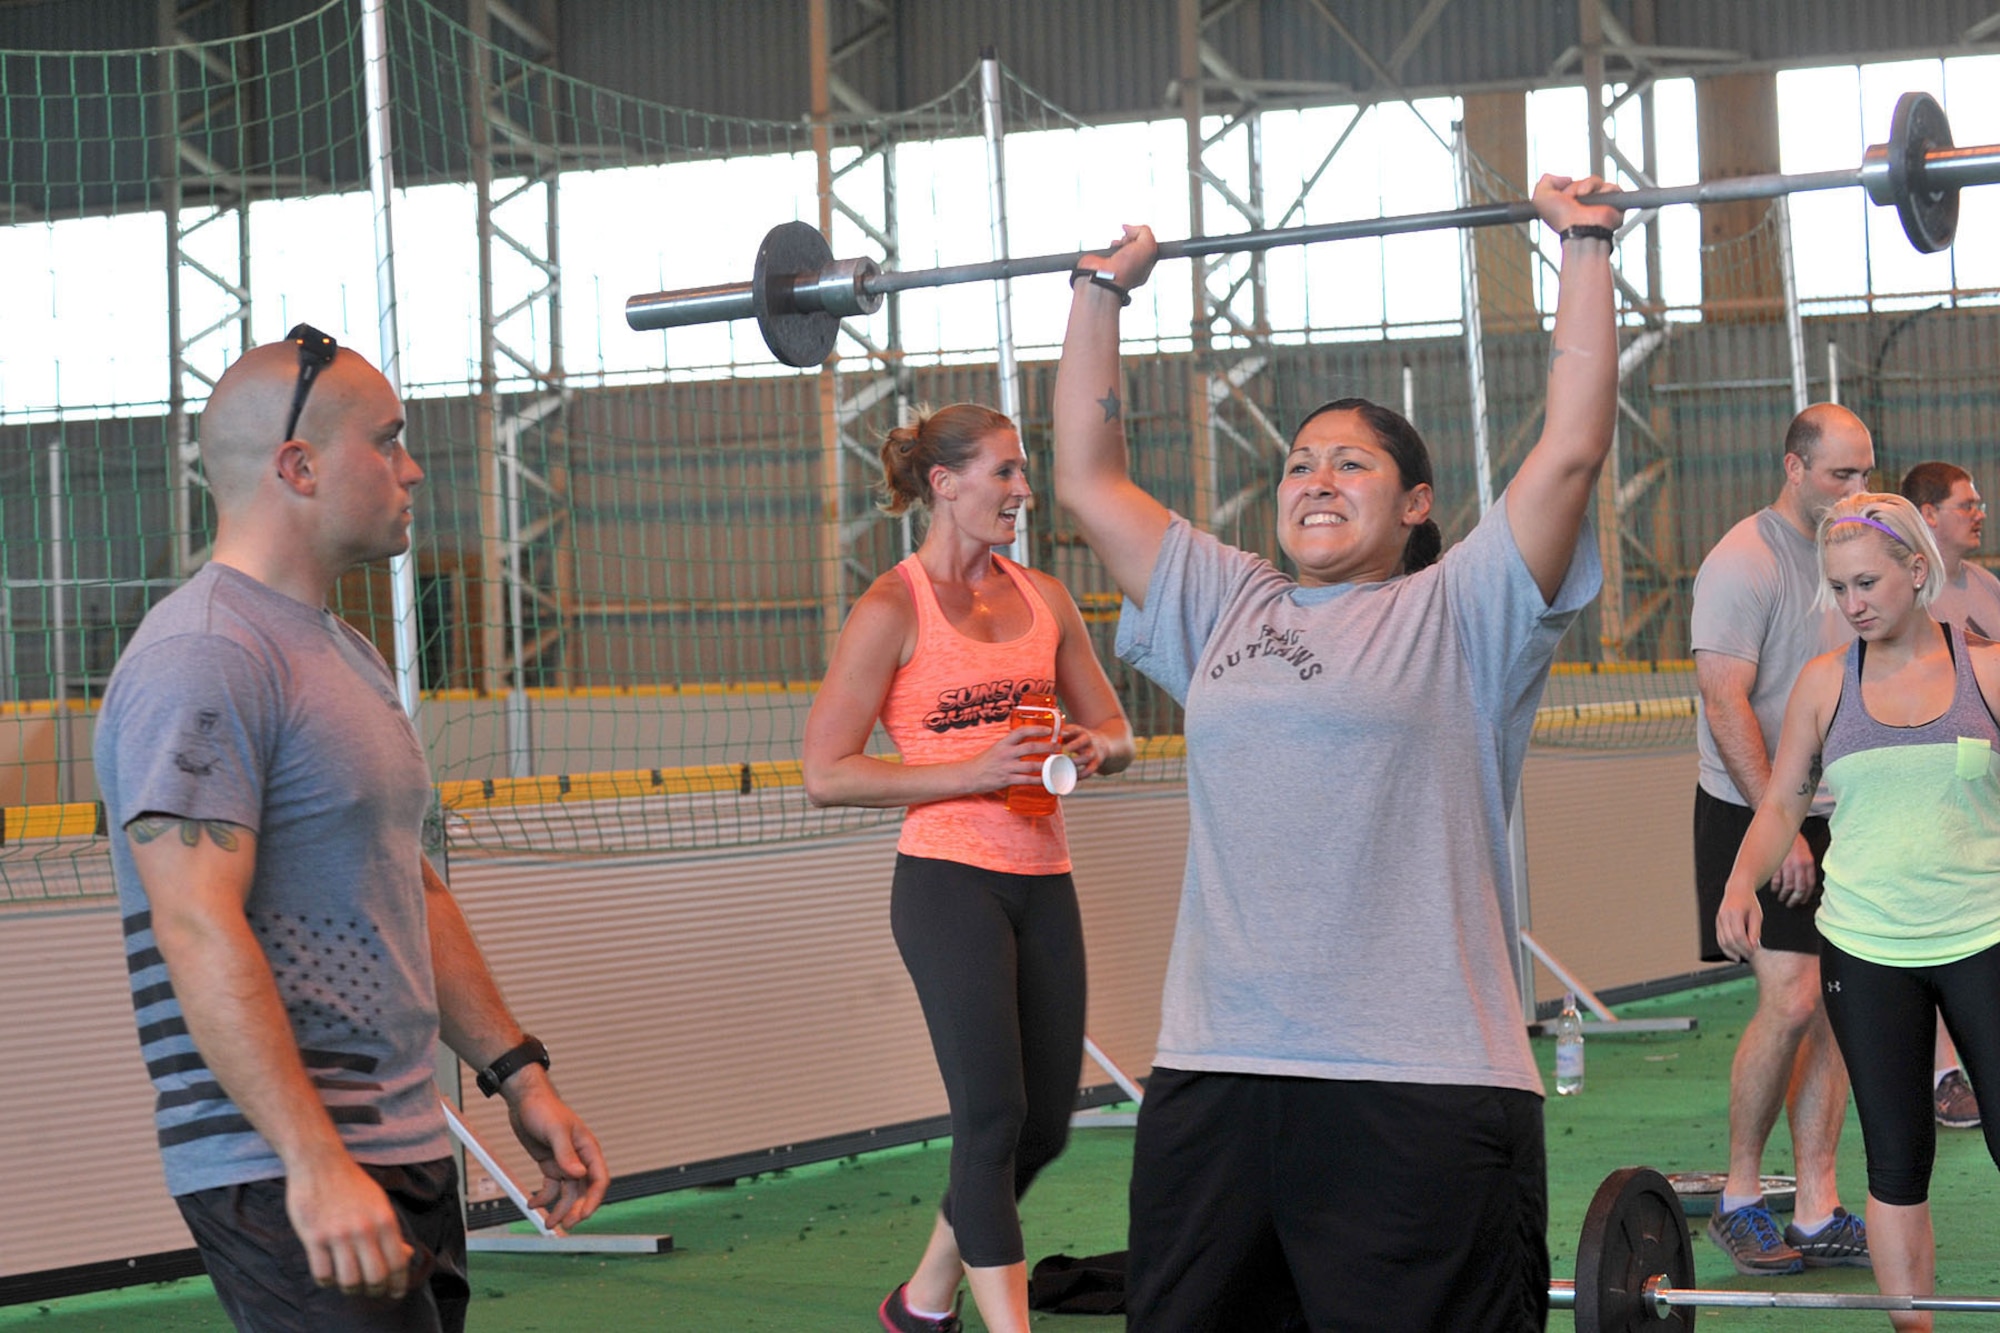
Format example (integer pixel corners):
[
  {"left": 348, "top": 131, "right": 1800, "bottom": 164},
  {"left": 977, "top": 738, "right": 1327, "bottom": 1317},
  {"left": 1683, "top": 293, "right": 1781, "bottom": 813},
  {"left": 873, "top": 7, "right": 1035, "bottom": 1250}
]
[{"left": 9, "top": 977, "right": 2000, "bottom": 1330}]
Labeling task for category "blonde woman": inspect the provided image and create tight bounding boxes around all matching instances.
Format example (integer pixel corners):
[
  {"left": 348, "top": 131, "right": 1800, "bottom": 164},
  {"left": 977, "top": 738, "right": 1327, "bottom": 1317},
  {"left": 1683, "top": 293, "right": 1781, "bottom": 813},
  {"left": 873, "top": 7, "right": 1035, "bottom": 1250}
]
[{"left": 1719, "top": 493, "right": 2000, "bottom": 1332}]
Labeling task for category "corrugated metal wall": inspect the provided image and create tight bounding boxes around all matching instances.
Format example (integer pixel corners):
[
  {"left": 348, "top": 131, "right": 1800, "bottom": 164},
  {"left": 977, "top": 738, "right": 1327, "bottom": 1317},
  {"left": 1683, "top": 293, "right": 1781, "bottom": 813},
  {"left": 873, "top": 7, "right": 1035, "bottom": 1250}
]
[
  {"left": 11, "top": 306, "right": 1996, "bottom": 706},
  {"left": 4, "top": 0, "right": 1993, "bottom": 130},
  {"left": 558, "top": 0, "right": 2000, "bottom": 122}
]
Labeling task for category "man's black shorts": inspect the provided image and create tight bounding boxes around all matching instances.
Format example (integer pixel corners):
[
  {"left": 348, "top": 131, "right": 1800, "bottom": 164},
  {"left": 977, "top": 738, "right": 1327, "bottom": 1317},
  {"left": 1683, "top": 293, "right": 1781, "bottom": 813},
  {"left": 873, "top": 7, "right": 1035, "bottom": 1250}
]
[
  {"left": 1693, "top": 785, "right": 1829, "bottom": 960},
  {"left": 176, "top": 1156, "right": 468, "bottom": 1333}
]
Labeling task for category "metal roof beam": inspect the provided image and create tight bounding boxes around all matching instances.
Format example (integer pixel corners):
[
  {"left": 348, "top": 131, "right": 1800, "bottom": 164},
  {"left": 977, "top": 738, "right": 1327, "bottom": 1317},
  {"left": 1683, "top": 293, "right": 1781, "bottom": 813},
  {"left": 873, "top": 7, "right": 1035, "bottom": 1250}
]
[{"left": 1385, "top": 0, "right": 1459, "bottom": 78}]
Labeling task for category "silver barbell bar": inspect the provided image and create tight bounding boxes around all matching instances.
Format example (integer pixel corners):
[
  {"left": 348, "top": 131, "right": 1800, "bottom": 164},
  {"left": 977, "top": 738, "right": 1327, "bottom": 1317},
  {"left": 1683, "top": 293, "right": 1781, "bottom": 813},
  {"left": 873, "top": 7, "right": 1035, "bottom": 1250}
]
[
  {"left": 1549, "top": 1276, "right": 2000, "bottom": 1318},
  {"left": 626, "top": 91, "right": 1988, "bottom": 366}
]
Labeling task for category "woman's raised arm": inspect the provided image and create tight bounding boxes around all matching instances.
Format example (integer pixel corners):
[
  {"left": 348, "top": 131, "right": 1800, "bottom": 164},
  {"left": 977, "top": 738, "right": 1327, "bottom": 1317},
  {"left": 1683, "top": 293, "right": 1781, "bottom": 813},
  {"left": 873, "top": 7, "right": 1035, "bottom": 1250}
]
[
  {"left": 1504, "top": 176, "right": 1624, "bottom": 601},
  {"left": 1053, "top": 225, "right": 1175, "bottom": 609}
]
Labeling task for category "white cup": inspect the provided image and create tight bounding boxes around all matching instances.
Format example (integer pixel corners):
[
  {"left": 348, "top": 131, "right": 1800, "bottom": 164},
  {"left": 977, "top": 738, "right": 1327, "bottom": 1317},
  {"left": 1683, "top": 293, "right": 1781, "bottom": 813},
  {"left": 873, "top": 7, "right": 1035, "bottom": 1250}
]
[{"left": 1041, "top": 752, "right": 1078, "bottom": 795}]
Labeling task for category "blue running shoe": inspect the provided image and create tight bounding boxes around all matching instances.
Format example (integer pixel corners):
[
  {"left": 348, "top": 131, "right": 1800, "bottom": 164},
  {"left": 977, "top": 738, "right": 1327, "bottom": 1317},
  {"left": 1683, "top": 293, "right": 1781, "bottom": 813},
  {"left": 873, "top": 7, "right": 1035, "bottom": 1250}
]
[{"left": 1707, "top": 1202, "right": 1804, "bottom": 1275}]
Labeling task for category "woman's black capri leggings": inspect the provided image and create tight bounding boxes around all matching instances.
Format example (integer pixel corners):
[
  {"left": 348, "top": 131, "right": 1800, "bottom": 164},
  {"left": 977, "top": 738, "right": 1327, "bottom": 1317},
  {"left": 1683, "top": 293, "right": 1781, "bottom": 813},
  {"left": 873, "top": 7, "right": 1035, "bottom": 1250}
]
[
  {"left": 1820, "top": 936, "right": 2000, "bottom": 1206},
  {"left": 890, "top": 853, "right": 1088, "bottom": 1268}
]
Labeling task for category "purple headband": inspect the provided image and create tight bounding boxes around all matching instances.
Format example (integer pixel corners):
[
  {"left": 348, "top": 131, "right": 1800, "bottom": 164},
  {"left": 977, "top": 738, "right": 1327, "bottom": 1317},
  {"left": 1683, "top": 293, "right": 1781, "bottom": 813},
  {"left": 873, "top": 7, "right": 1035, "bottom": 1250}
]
[{"left": 1828, "top": 515, "right": 1908, "bottom": 546}]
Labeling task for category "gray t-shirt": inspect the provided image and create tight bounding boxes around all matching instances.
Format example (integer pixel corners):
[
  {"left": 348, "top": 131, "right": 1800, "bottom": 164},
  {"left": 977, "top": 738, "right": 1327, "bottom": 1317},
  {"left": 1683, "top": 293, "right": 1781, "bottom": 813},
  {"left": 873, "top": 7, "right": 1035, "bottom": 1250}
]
[
  {"left": 1930, "top": 560, "right": 2000, "bottom": 640},
  {"left": 95, "top": 563, "right": 448, "bottom": 1196},
  {"left": 1690, "top": 508, "right": 1846, "bottom": 815},
  {"left": 1116, "top": 498, "right": 1599, "bottom": 1093}
]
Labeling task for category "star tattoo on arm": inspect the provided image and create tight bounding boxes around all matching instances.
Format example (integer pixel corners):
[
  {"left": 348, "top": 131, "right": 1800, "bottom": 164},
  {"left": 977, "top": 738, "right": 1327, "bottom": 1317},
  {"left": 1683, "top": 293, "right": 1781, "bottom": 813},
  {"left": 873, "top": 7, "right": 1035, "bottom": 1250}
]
[
  {"left": 127, "top": 815, "right": 243, "bottom": 852},
  {"left": 1098, "top": 390, "right": 1121, "bottom": 423}
]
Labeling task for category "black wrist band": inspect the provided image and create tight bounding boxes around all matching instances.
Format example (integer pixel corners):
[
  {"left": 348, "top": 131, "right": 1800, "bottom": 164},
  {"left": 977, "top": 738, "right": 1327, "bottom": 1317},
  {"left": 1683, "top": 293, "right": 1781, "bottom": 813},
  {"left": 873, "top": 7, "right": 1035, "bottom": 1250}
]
[
  {"left": 475, "top": 1034, "right": 550, "bottom": 1097},
  {"left": 1558, "top": 224, "right": 1617, "bottom": 246},
  {"left": 1069, "top": 265, "right": 1132, "bottom": 307}
]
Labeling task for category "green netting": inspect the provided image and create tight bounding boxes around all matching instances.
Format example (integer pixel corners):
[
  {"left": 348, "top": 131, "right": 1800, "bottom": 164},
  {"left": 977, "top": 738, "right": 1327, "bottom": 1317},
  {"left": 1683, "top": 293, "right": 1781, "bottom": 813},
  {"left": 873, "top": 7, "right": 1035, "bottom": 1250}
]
[
  {"left": 8, "top": 9, "right": 2000, "bottom": 899},
  {"left": 0, "top": 0, "right": 1156, "bottom": 892}
]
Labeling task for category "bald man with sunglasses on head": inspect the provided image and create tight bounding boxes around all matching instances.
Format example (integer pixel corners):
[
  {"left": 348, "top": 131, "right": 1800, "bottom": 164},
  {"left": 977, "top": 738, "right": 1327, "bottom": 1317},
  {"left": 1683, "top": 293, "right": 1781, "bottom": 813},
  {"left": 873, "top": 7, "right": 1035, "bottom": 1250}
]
[{"left": 95, "top": 326, "right": 608, "bottom": 1333}]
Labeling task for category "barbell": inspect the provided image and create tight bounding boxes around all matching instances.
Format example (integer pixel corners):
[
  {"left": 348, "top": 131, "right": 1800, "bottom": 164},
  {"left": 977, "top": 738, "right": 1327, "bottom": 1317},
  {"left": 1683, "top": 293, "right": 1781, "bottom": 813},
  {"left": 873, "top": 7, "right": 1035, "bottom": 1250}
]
[
  {"left": 1557, "top": 1166, "right": 2000, "bottom": 1331},
  {"left": 626, "top": 90, "right": 1995, "bottom": 368}
]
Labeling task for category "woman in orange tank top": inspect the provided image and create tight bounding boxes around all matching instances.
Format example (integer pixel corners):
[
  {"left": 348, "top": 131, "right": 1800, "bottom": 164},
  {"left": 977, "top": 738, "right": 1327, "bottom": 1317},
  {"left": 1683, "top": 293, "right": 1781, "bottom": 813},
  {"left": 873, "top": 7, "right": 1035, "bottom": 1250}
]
[{"left": 803, "top": 403, "right": 1134, "bottom": 1333}]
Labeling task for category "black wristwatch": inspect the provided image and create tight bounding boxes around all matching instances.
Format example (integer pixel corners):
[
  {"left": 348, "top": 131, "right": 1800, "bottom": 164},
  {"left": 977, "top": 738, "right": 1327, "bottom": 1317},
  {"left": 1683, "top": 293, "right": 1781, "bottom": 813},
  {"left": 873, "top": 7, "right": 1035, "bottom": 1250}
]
[{"left": 475, "top": 1034, "right": 550, "bottom": 1097}]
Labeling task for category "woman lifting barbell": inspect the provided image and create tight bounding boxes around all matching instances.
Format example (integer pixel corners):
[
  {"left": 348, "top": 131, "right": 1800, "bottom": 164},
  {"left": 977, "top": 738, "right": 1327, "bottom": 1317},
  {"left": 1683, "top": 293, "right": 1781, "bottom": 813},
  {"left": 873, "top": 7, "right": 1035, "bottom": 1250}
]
[{"left": 1050, "top": 173, "right": 1621, "bottom": 1331}]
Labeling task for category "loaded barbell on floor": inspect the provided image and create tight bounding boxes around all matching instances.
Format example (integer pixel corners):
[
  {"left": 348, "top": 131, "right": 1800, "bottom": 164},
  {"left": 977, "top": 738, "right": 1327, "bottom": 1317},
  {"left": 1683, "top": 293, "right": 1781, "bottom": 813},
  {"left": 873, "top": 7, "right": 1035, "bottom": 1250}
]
[
  {"left": 627, "top": 90, "right": 1993, "bottom": 368},
  {"left": 1556, "top": 1166, "right": 2000, "bottom": 1331}
]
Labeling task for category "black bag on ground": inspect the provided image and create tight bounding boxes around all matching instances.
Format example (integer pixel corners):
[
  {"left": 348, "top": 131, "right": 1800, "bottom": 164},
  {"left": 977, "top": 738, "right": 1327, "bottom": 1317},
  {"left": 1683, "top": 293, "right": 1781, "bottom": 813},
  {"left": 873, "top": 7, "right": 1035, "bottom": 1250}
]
[{"left": 1027, "top": 1250, "right": 1127, "bottom": 1314}]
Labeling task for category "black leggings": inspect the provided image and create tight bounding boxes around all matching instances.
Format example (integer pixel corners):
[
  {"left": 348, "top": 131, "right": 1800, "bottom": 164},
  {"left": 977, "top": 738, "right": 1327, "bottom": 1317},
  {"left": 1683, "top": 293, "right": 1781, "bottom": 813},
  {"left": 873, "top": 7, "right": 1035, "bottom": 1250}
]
[
  {"left": 890, "top": 853, "right": 1087, "bottom": 1268},
  {"left": 1820, "top": 937, "right": 2000, "bottom": 1205}
]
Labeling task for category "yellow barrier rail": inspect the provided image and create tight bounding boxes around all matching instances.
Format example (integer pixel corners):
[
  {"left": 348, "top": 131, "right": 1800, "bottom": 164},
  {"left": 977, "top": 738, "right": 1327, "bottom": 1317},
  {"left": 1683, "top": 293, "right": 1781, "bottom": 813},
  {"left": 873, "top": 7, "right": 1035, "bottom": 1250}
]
[{"left": 4, "top": 699, "right": 1693, "bottom": 848}]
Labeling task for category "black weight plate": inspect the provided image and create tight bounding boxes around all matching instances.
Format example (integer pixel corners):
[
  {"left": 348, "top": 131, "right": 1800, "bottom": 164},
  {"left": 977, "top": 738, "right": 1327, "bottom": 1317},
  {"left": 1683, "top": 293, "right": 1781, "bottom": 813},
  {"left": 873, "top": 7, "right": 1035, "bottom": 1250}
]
[
  {"left": 1575, "top": 1167, "right": 1697, "bottom": 1333},
  {"left": 1888, "top": 90, "right": 1957, "bottom": 254},
  {"left": 752, "top": 220, "right": 839, "bottom": 367}
]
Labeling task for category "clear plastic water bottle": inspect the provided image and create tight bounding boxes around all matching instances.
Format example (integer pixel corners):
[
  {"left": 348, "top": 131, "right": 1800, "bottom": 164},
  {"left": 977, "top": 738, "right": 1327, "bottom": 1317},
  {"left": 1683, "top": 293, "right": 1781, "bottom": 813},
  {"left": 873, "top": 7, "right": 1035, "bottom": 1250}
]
[{"left": 1555, "top": 991, "right": 1585, "bottom": 1096}]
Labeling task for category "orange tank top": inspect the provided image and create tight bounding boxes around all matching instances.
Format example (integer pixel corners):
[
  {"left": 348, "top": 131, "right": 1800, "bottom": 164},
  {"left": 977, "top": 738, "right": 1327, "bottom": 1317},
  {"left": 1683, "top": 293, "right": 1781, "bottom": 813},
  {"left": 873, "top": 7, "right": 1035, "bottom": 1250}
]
[{"left": 880, "top": 553, "right": 1071, "bottom": 874}]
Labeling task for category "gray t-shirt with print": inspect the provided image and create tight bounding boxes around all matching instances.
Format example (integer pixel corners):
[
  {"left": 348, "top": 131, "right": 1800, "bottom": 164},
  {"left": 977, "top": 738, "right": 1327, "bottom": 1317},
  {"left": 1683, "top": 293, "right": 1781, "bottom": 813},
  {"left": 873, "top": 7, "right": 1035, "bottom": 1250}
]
[
  {"left": 1116, "top": 498, "right": 1599, "bottom": 1093},
  {"left": 1931, "top": 560, "right": 2000, "bottom": 640},
  {"left": 95, "top": 563, "right": 448, "bottom": 1196},
  {"left": 1689, "top": 507, "right": 1847, "bottom": 815}
]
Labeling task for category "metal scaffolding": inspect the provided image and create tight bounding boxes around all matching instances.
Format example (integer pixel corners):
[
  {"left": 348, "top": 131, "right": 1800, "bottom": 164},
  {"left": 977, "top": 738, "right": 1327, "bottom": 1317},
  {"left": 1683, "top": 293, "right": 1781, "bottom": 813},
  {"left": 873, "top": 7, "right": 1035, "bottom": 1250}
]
[
  {"left": 465, "top": 0, "right": 568, "bottom": 771},
  {"left": 813, "top": 0, "right": 915, "bottom": 660},
  {"left": 158, "top": 0, "right": 259, "bottom": 577}
]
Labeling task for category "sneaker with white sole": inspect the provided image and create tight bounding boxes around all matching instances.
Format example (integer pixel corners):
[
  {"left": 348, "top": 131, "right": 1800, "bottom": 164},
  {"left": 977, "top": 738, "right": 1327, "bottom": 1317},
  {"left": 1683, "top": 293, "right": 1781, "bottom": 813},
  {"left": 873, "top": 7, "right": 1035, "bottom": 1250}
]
[
  {"left": 1786, "top": 1208, "right": 1871, "bottom": 1268},
  {"left": 1707, "top": 1202, "right": 1804, "bottom": 1275},
  {"left": 879, "top": 1284, "right": 963, "bottom": 1333},
  {"left": 1936, "top": 1068, "right": 1981, "bottom": 1129}
]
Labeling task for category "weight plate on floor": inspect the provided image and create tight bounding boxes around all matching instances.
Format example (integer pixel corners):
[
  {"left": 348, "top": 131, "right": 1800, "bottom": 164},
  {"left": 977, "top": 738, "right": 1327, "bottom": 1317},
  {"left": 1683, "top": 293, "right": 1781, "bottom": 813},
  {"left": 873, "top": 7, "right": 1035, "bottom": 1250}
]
[
  {"left": 1664, "top": 1171, "right": 1795, "bottom": 1217},
  {"left": 1576, "top": 1166, "right": 1697, "bottom": 1333},
  {"left": 752, "top": 221, "right": 839, "bottom": 367},
  {"left": 1887, "top": 90, "right": 1958, "bottom": 253}
]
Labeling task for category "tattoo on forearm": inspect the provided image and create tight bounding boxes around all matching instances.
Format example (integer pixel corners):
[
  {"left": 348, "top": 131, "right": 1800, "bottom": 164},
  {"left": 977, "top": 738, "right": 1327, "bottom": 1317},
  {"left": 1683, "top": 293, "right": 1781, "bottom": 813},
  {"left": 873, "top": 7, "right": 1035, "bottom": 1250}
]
[
  {"left": 1098, "top": 390, "right": 1121, "bottom": 423},
  {"left": 1796, "top": 752, "right": 1823, "bottom": 798},
  {"left": 128, "top": 816, "right": 241, "bottom": 852},
  {"left": 1548, "top": 345, "right": 1568, "bottom": 372}
]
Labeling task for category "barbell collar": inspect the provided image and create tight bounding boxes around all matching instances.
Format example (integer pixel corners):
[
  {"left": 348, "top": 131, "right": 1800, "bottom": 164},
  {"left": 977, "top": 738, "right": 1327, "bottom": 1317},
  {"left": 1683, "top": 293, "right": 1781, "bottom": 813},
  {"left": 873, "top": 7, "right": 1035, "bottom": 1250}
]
[{"left": 791, "top": 256, "right": 885, "bottom": 318}]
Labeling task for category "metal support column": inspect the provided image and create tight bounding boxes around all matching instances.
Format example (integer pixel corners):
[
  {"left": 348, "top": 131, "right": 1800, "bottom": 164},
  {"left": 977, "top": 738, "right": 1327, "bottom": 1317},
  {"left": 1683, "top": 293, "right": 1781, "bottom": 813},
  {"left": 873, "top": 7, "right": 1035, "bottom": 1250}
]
[
  {"left": 466, "top": 0, "right": 568, "bottom": 772},
  {"left": 1777, "top": 196, "right": 1810, "bottom": 413},
  {"left": 980, "top": 51, "right": 1026, "bottom": 565},
  {"left": 361, "top": 0, "right": 420, "bottom": 723},
  {"left": 1179, "top": 0, "right": 1291, "bottom": 545},
  {"left": 1179, "top": 0, "right": 1215, "bottom": 532},
  {"left": 810, "top": 0, "right": 845, "bottom": 670},
  {"left": 818, "top": 1, "right": 914, "bottom": 609},
  {"left": 158, "top": 0, "right": 257, "bottom": 577},
  {"left": 1455, "top": 125, "right": 1495, "bottom": 515}
]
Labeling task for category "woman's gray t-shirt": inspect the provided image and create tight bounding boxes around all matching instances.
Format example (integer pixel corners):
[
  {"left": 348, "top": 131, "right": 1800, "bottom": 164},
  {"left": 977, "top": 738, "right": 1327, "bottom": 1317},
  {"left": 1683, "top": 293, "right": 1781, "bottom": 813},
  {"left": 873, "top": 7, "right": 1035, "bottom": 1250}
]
[{"left": 1116, "top": 497, "right": 1600, "bottom": 1093}]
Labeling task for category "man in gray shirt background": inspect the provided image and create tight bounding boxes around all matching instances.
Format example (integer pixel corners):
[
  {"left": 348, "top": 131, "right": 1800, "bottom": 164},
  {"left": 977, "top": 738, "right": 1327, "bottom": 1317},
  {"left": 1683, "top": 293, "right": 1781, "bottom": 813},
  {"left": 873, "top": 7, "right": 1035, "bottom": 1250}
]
[
  {"left": 95, "top": 325, "right": 608, "bottom": 1332},
  {"left": 1690, "top": 403, "right": 1873, "bottom": 1276}
]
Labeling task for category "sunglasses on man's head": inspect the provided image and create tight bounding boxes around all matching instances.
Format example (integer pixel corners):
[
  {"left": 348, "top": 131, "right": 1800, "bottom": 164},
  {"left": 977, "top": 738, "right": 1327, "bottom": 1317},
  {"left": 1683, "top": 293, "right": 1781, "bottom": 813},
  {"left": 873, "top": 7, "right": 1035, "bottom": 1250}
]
[{"left": 281, "top": 323, "right": 338, "bottom": 443}]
